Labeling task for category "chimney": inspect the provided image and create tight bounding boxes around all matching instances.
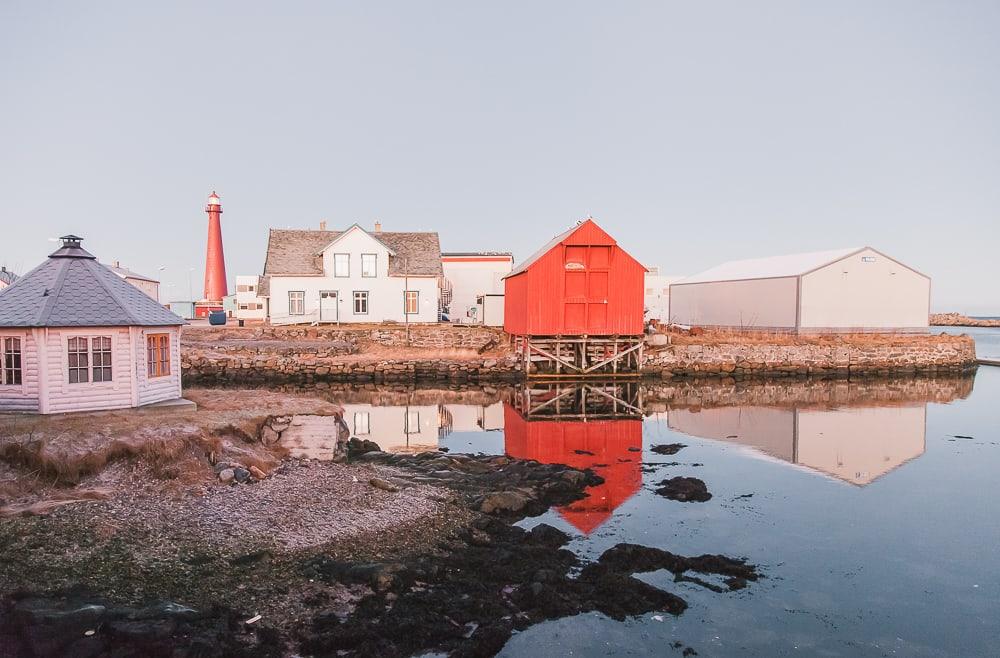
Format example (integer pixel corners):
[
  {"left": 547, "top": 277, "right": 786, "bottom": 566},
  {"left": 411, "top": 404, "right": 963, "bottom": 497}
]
[
  {"left": 114, "top": 260, "right": 120, "bottom": 268},
  {"left": 319, "top": 220, "right": 327, "bottom": 231},
  {"left": 374, "top": 220, "right": 382, "bottom": 233}
]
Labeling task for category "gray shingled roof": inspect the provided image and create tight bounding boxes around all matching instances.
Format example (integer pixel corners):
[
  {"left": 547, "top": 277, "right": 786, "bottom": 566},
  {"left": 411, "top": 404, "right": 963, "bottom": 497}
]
[
  {"left": 106, "top": 263, "right": 159, "bottom": 283},
  {"left": 0, "top": 239, "right": 184, "bottom": 328},
  {"left": 263, "top": 227, "right": 443, "bottom": 278}
]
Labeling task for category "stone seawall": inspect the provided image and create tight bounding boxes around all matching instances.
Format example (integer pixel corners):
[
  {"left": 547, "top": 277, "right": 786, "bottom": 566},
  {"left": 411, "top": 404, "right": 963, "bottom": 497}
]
[
  {"left": 180, "top": 326, "right": 977, "bottom": 383},
  {"left": 642, "top": 336, "right": 978, "bottom": 378}
]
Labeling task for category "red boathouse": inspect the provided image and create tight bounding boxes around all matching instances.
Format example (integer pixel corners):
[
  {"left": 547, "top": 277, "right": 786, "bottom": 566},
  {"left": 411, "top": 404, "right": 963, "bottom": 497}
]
[{"left": 504, "top": 219, "right": 646, "bottom": 376}]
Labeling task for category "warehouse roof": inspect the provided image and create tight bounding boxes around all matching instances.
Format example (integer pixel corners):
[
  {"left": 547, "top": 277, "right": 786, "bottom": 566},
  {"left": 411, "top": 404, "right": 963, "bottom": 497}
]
[
  {"left": 0, "top": 236, "right": 184, "bottom": 327},
  {"left": 263, "top": 226, "right": 443, "bottom": 277},
  {"left": 676, "top": 247, "right": 866, "bottom": 285}
]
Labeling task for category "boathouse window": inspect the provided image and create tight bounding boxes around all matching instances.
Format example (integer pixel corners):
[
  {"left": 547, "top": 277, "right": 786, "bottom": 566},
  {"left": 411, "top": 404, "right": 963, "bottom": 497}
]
[
  {"left": 147, "top": 334, "right": 170, "bottom": 378},
  {"left": 334, "top": 253, "right": 350, "bottom": 278},
  {"left": 354, "top": 411, "right": 370, "bottom": 435},
  {"left": 68, "top": 336, "right": 112, "bottom": 384},
  {"left": 288, "top": 291, "right": 305, "bottom": 316},
  {"left": 361, "top": 253, "right": 377, "bottom": 278},
  {"left": 353, "top": 291, "right": 369, "bottom": 315},
  {"left": 1, "top": 337, "right": 21, "bottom": 386},
  {"left": 404, "top": 290, "right": 419, "bottom": 315}
]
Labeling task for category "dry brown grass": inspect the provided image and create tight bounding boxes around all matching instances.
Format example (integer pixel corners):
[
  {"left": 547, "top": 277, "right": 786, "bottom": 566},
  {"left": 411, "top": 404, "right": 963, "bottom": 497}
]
[{"left": 657, "top": 324, "right": 970, "bottom": 347}]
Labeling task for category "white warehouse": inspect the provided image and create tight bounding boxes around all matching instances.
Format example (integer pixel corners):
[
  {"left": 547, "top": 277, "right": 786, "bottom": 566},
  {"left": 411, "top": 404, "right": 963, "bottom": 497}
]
[{"left": 669, "top": 247, "right": 931, "bottom": 333}]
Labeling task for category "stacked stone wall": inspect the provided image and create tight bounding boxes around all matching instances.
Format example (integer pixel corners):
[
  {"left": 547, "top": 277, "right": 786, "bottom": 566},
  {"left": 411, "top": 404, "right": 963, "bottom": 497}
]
[{"left": 642, "top": 338, "right": 977, "bottom": 378}]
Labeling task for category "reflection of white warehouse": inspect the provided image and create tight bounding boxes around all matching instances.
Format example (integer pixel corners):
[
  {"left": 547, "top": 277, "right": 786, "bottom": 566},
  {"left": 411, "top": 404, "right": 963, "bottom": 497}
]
[{"left": 669, "top": 247, "right": 930, "bottom": 333}]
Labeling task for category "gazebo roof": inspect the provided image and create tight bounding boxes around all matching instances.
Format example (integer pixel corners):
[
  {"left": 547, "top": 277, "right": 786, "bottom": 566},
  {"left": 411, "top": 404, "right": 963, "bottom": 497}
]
[{"left": 0, "top": 236, "right": 184, "bottom": 328}]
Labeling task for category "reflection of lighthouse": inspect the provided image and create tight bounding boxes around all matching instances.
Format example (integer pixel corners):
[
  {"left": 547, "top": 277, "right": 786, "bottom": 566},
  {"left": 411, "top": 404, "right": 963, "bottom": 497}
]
[{"left": 195, "top": 191, "right": 228, "bottom": 317}]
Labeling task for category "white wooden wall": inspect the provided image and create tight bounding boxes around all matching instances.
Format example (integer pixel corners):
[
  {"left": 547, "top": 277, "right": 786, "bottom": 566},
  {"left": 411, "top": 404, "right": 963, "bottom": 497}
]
[
  {"left": 0, "top": 329, "right": 40, "bottom": 413},
  {"left": 135, "top": 326, "right": 183, "bottom": 406}
]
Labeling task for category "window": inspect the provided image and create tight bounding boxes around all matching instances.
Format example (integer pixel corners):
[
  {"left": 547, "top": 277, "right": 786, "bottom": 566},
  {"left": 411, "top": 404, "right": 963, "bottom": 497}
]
[
  {"left": 405, "top": 410, "right": 420, "bottom": 434},
  {"left": 1, "top": 337, "right": 21, "bottom": 386},
  {"left": 404, "top": 290, "right": 419, "bottom": 315},
  {"left": 68, "top": 336, "right": 112, "bottom": 384},
  {"left": 147, "top": 334, "right": 170, "bottom": 378},
  {"left": 288, "top": 291, "right": 305, "bottom": 315},
  {"left": 92, "top": 337, "right": 112, "bottom": 382},
  {"left": 361, "top": 253, "right": 377, "bottom": 278},
  {"left": 236, "top": 284, "right": 251, "bottom": 293},
  {"left": 354, "top": 411, "right": 370, "bottom": 435},
  {"left": 334, "top": 253, "right": 350, "bottom": 277},
  {"left": 239, "top": 304, "right": 248, "bottom": 310},
  {"left": 353, "top": 291, "right": 369, "bottom": 315}
]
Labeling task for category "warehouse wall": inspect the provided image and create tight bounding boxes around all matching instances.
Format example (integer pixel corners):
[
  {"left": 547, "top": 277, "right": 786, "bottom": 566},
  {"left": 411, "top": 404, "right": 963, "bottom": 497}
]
[
  {"left": 799, "top": 248, "right": 930, "bottom": 330},
  {"left": 669, "top": 276, "right": 798, "bottom": 329}
]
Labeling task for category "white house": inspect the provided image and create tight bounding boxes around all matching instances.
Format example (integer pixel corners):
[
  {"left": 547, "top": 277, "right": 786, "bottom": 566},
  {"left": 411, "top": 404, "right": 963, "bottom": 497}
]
[
  {"left": 105, "top": 261, "right": 160, "bottom": 302},
  {"left": 234, "top": 275, "right": 268, "bottom": 321},
  {"left": 669, "top": 247, "right": 931, "bottom": 333},
  {"left": 0, "top": 236, "right": 186, "bottom": 414},
  {"left": 262, "top": 222, "right": 442, "bottom": 324},
  {"left": 441, "top": 252, "right": 513, "bottom": 325}
]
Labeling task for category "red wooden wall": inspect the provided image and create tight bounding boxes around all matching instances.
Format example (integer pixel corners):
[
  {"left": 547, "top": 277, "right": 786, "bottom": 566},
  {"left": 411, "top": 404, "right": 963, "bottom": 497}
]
[
  {"left": 503, "top": 403, "right": 643, "bottom": 534},
  {"left": 504, "top": 219, "right": 645, "bottom": 336}
]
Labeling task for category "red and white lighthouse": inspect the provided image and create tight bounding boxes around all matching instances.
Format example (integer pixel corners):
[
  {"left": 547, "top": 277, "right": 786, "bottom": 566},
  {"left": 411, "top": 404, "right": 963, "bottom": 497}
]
[{"left": 195, "top": 191, "right": 229, "bottom": 317}]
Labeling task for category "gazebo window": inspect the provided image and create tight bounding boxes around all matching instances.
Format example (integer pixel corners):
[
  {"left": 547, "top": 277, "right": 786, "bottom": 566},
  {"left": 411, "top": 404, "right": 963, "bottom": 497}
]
[
  {"left": 68, "top": 336, "right": 112, "bottom": 384},
  {"left": 1, "top": 337, "right": 21, "bottom": 386},
  {"left": 147, "top": 334, "right": 170, "bottom": 378}
]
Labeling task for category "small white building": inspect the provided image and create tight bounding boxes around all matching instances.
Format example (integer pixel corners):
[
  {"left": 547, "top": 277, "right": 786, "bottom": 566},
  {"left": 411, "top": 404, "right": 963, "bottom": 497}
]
[
  {"left": 0, "top": 267, "right": 18, "bottom": 291},
  {"left": 0, "top": 236, "right": 186, "bottom": 414},
  {"left": 105, "top": 261, "right": 160, "bottom": 302},
  {"left": 441, "top": 252, "right": 513, "bottom": 325},
  {"left": 644, "top": 266, "right": 684, "bottom": 322},
  {"left": 263, "top": 222, "right": 442, "bottom": 324},
  {"left": 670, "top": 247, "right": 931, "bottom": 333},
  {"left": 234, "top": 275, "right": 269, "bottom": 321}
]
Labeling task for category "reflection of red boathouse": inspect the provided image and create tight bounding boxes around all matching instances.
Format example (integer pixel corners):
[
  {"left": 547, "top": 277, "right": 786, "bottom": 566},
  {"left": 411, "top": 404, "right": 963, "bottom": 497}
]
[{"left": 503, "top": 383, "right": 643, "bottom": 534}]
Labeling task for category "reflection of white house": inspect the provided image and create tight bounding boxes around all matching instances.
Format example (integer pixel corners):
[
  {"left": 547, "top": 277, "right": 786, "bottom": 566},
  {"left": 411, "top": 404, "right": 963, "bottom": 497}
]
[
  {"left": 670, "top": 247, "right": 931, "bottom": 332},
  {"left": 262, "top": 222, "right": 442, "bottom": 325},
  {"left": 344, "top": 403, "right": 441, "bottom": 452},
  {"left": 234, "top": 275, "right": 268, "bottom": 321},
  {"left": 666, "top": 404, "right": 926, "bottom": 485},
  {"left": 443, "top": 402, "right": 505, "bottom": 433},
  {"left": 441, "top": 253, "right": 513, "bottom": 326},
  {"left": 105, "top": 261, "right": 160, "bottom": 302},
  {"left": 644, "top": 266, "right": 684, "bottom": 322}
]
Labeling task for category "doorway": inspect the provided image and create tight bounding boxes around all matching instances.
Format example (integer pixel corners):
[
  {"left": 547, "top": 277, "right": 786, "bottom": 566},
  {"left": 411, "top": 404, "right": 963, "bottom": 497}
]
[{"left": 319, "top": 291, "right": 339, "bottom": 323}]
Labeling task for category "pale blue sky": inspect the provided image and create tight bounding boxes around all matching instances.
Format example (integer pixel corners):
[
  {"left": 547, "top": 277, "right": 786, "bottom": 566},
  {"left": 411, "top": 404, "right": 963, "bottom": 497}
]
[{"left": 1, "top": 1, "right": 998, "bottom": 313}]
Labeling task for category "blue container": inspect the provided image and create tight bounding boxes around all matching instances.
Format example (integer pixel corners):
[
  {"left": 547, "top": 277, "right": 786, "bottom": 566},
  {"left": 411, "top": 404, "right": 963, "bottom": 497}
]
[{"left": 208, "top": 310, "right": 227, "bottom": 326}]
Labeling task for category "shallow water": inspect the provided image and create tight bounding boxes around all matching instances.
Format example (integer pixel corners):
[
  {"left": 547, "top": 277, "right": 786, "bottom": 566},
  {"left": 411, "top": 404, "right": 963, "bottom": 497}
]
[
  {"left": 939, "top": 325, "right": 1000, "bottom": 359},
  {"left": 303, "top": 371, "right": 1000, "bottom": 656}
]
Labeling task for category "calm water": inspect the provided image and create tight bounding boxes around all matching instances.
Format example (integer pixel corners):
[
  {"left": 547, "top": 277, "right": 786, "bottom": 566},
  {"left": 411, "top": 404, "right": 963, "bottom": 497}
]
[
  {"left": 939, "top": 325, "right": 1000, "bottom": 359},
  {"left": 290, "top": 370, "right": 1000, "bottom": 657}
]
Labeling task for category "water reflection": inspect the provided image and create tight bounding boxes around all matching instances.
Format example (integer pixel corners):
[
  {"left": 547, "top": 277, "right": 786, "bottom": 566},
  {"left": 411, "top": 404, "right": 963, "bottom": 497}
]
[
  {"left": 267, "top": 375, "right": 974, "bottom": 517},
  {"left": 504, "top": 383, "right": 644, "bottom": 534}
]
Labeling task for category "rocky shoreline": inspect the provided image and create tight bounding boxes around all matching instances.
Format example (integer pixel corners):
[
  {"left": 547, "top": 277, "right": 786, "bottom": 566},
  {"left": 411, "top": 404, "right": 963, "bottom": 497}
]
[
  {"left": 930, "top": 312, "right": 1000, "bottom": 328},
  {"left": 181, "top": 325, "right": 978, "bottom": 384},
  {"left": 0, "top": 441, "right": 760, "bottom": 656}
]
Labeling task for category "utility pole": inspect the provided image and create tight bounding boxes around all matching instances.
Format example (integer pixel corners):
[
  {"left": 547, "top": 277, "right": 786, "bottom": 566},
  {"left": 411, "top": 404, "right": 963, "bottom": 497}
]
[{"left": 404, "top": 257, "right": 410, "bottom": 344}]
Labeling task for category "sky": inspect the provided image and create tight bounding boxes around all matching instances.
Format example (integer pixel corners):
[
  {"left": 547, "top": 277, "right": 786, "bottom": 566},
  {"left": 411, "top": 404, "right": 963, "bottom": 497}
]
[{"left": 1, "top": 1, "right": 998, "bottom": 314}]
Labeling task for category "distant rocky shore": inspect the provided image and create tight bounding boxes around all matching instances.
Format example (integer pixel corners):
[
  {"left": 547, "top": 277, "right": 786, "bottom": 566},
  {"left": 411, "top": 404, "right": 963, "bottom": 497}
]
[{"left": 930, "top": 313, "right": 1000, "bottom": 328}]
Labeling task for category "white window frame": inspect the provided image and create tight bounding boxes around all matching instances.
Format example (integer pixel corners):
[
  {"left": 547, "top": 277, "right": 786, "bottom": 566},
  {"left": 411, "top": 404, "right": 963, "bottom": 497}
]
[
  {"left": 361, "top": 253, "right": 377, "bottom": 278},
  {"left": 404, "top": 290, "right": 419, "bottom": 315},
  {"left": 334, "top": 253, "right": 350, "bottom": 278},
  {"left": 354, "top": 411, "right": 371, "bottom": 435},
  {"left": 0, "top": 333, "right": 24, "bottom": 389},
  {"left": 405, "top": 410, "right": 420, "bottom": 435},
  {"left": 288, "top": 291, "right": 305, "bottom": 316},
  {"left": 353, "top": 291, "right": 369, "bottom": 315},
  {"left": 65, "top": 334, "right": 114, "bottom": 385}
]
